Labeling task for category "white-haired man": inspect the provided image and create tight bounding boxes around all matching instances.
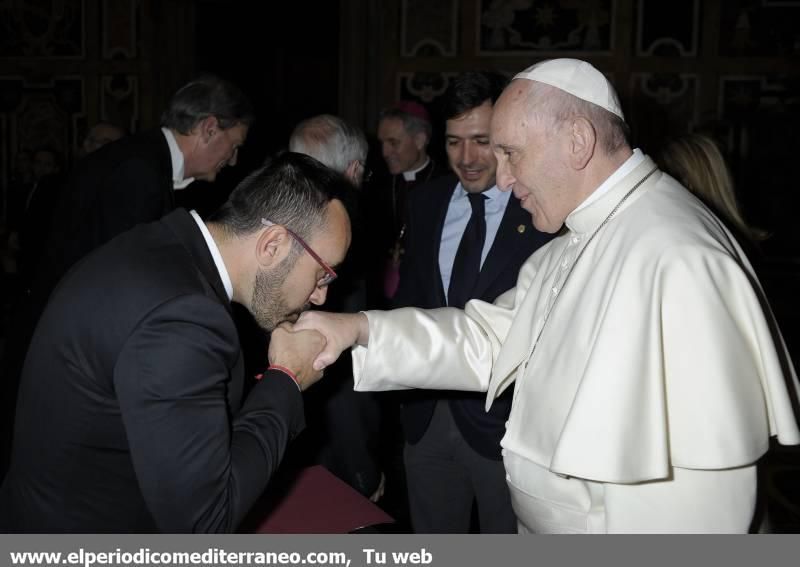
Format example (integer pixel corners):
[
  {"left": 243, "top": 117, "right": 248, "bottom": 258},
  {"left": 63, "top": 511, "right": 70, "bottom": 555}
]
[
  {"left": 294, "top": 59, "right": 800, "bottom": 533},
  {"left": 290, "top": 114, "right": 369, "bottom": 188}
]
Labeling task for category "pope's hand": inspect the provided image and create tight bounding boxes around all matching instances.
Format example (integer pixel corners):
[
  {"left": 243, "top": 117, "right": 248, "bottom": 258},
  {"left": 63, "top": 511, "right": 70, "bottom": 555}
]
[{"left": 294, "top": 311, "right": 369, "bottom": 370}]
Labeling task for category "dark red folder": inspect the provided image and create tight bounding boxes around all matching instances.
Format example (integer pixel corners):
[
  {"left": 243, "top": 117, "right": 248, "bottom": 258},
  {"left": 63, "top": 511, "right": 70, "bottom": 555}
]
[{"left": 253, "top": 465, "right": 394, "bottom": 534}]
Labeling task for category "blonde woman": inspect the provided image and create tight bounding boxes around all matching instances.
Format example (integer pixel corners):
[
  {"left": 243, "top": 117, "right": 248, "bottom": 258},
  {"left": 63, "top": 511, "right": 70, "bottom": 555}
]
[{"left": 658, "top": 133, "right": 768, "bottom": 243}]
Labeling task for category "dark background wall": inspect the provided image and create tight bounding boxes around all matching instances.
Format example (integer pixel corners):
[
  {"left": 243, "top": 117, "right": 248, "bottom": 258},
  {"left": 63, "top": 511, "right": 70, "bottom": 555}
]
[{"left": 194, "top": 0, "right": 341, "bottom": 175}]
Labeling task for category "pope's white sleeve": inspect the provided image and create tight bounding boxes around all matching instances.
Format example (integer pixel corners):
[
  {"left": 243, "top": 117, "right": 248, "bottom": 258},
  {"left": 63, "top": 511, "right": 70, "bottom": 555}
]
[
  {"left": 350, "top": 250, "right": 539, "bottom": 392},
  {"left": 351, "top": 277, "right": 523, "bottom": 393},
  {"left": 350, "top": 306, "right": 495, "bottom": 392}
]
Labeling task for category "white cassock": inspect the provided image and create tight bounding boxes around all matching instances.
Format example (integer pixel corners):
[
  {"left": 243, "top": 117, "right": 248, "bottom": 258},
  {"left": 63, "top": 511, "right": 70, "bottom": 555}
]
[{"left": 352, "top": 154, "right": 800, "bottom": 533}]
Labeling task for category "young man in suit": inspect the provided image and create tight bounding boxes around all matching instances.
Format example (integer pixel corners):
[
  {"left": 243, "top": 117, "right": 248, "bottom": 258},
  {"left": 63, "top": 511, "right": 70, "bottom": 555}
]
[
  {"left": 392, "top": 72, "right": 552, "bottom": 533},
  {"left": 0, "top": 152, "right": 351, "bottom": 532}
]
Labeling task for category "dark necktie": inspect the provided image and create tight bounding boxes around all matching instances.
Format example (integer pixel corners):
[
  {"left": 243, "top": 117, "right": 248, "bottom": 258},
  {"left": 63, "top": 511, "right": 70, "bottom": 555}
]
[{"left": 448, "top": 192, "right": 487, "bottom": 309}]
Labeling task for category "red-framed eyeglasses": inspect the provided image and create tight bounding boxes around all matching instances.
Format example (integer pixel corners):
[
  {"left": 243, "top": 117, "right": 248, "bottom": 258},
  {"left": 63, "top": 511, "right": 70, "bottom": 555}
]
[{"left": 261, "top": 218, "right": 338, "bottom": 287}]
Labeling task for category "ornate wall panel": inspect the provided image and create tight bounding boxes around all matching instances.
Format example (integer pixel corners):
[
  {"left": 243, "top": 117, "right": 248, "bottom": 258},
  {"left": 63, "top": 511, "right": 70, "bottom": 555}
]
[
  {"left": 719, "top": 0, "right": 800, "bottom": 56},
  {"left": 635, "top": 0, "right": 699, "bottom": 57},
  {"left": 478, "top": 0, "right": 615, "bottom": 54},
  {"left": 628, "top": 73, "right": 700, "bottom": 149},
  {"left": 0, "top": 0, "right": 194, "bottom": 224},
  {"left": 0, "top": 0, "right": 84, "bottom": 59},
  {"left": 101, "top": 0, "right": 136, "bottom": 60},
  {"left": 396, "top": 71, "right": 455, "bottom": 103},
  {"left": 0, "top": 76, "right": 83, "bottom": 159},
  {"left": 401, "top": 0, "right": 459, "bottom": 57},
  {"left": 100, "top": 74, "right": 138, "bottom": 131}
]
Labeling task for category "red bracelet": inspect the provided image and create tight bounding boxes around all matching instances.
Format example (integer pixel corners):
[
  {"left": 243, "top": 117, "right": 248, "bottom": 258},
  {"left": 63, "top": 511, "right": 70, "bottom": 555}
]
[{"left": 261, "top": 365, "right": 301, "bottom": 389}]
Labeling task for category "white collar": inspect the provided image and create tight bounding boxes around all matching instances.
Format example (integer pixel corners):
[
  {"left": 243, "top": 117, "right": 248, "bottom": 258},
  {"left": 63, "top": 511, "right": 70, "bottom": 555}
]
[
  {"left": 402, "top": 156, "right": 431, "bottom": 181},
  {"left": 162, "top": 128, "right": 196, "bottom": 190},
  {"left": 190, "top": 210, "right": 233, "bottom": 301},
  {"left": 572, "top": 148, "right": 645, "bottom": 214},
  {"left": 565, "top": 155, "right": 658, "bottom": 234}
]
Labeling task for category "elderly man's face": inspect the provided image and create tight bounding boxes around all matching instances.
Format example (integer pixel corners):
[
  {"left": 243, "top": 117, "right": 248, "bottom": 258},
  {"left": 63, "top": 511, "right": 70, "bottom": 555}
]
[
  {"left": 251, "top": 200, "right": 351, "bottom": 331},
  {"left": 490, "top": 82, "right": 571, "bottom": 234},
  {"left": 378, "top": 117, "right": 426, "bottom": 175}
]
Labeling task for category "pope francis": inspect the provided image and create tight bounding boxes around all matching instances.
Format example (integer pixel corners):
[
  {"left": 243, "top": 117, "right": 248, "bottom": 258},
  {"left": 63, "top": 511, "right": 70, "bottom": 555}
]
[{"left": 296, "top": 59, "right": 800, "bottom": 533}]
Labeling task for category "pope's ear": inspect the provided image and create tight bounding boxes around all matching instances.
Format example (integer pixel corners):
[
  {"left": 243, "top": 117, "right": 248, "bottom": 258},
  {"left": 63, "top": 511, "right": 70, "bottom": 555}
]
[
  {"left": 256, "top": 224, "right": 292, "bottom": 268},
  {"left": 568, "top": 117, "right": 596, "bottom": 170}
]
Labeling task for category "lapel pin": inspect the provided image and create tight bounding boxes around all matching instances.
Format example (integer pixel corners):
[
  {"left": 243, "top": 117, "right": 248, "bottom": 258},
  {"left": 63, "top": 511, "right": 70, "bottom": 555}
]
[{"left": 517, "top": 224, "right": 526, "bottom": 234}]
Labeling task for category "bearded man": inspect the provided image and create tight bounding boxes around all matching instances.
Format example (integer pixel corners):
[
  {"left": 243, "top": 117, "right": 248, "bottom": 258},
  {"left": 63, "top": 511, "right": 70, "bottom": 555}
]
[{"left": 0, "top": 152, "right": 352, "bottom": 533}]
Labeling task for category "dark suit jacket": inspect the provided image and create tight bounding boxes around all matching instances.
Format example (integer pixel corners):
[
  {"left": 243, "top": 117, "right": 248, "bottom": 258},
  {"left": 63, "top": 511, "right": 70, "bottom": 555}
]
[
  {"left": 37, "top": 129, "right": 175, "bottom": 297},
  {"left": 0, "top": 209, "right": 304, "bottom": 532},
  {"left": 393, "top": 174, "right": 551, "bottom": 459}
]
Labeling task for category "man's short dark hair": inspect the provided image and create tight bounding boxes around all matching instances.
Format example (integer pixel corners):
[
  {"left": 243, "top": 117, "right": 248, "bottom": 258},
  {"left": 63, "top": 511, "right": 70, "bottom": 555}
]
[
  {"left": 443, "top": 71, "right": 509, "bottom": 121},
  {"left": 209, "top": 152, "right": 352, "bottom": 248},
  {"left": 160, "top": 74, "right": 255, "bottom": 134}
]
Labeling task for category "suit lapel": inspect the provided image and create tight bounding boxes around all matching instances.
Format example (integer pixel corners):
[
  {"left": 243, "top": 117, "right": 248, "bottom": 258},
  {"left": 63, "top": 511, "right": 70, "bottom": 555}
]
[{"left": 473, "top": 196, "right": 529, "bottom": 299}]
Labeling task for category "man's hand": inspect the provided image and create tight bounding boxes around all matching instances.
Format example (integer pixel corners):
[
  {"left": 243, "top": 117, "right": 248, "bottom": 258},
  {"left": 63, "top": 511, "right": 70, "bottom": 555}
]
[
  {"left": 268, "top": 323, "right": 327, "bottom": 391},
  {"left": 293, "top": 311, "right": 369, "bottom": 371}
]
